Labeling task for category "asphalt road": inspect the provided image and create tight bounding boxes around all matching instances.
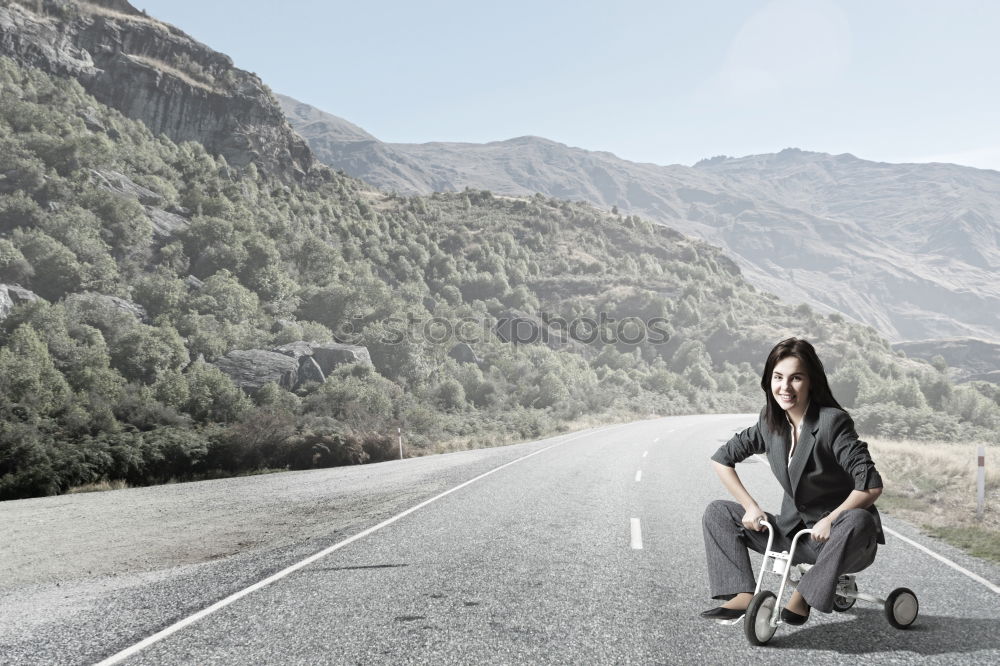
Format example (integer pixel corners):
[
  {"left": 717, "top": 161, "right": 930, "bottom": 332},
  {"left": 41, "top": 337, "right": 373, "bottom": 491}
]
[{"left": 3, "top": 415, "right": 999, "bottom": 665}]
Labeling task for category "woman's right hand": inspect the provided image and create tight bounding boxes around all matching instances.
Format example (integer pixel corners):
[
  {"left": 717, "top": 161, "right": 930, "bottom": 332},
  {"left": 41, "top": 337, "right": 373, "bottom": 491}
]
[{"left": 741, "top": 505, "right": 767, "bottom": 531}]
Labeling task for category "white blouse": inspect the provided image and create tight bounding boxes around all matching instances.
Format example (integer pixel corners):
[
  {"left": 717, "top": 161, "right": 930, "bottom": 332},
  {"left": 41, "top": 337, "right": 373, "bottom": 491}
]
[{"left": 786, "top": 400, "right": 810, "bottom": 466}]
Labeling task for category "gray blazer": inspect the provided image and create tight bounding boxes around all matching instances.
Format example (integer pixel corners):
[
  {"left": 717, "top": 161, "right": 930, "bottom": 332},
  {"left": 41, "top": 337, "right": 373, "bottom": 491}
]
[{"left": 712, "top": 401, "right": 885, "bottom": 544}]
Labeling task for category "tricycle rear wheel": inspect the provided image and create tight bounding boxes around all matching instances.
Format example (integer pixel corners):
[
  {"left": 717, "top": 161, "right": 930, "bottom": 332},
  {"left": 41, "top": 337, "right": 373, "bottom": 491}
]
[{"left": 885, "top": 587, "right": 918, "bottom": 629}]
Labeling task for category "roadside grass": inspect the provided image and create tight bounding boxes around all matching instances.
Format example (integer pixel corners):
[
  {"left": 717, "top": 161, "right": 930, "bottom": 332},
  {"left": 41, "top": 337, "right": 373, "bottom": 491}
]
[
  {"left": 427, "top": 410, "right": 643, "bottom": 456},
  {"left": 869, "top": 438, "right": 999, "bottom": 563},
  {"left": 66, "top": 479, "right": 129, "bottom": 494}
]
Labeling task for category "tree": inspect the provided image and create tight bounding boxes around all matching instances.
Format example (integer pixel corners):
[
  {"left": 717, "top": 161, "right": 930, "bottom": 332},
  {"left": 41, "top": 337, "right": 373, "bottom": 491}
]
[
  {"left": 183, "top": 360, "right": 252, "bottom": 423},
  {"left": 191, "top": 270, "right": 262, "bottom": 324},
  {"left": 182, "top": 215, "right": 249, "bottom": 276},
  {"left": 12, "top": 229, "right": 83, "bottom": 300},
  {"left": 0, "top": 238, "right": 33, "bottom": 282},
  {"left": 434, "top": 378, "right": 467, "bottom": 412},
  {"left": 109, "top": 324, "right": 189, "bottom": 384},
  {"left": 0, "top": 324, "right": 71, "bottom": 418}
]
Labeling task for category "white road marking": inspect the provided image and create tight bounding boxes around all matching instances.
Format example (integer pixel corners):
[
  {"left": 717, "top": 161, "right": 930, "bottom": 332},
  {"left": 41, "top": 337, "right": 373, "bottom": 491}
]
[
  {"left": 630, "top": 518, "right": 643, "bottom": 549},
  {"left": 642, "top": 451, "right": 648, "bottom": 458},
  {"left": 885, "top": 526, "right": 1000, "bottom": 594},
  {"left": 653, "top": 437, "right": 660, "bottom": 443},
  {"left": 93, "top": 425, "right": 617, "bottom": 666},
  {"left": 635, "top": 470, "right": 642, "bottom": 482}
]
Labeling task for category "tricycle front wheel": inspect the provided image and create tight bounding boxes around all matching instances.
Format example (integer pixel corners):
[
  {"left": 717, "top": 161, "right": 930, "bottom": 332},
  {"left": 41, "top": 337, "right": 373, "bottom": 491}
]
[{"left": 744, "top": 590, "right": 778, "bottom": 645}]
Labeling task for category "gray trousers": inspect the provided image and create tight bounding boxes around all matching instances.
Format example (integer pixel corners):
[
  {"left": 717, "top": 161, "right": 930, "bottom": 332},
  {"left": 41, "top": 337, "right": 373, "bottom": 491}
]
[{"left": 702, "top": 499, "right": 878, "bottom": 613}]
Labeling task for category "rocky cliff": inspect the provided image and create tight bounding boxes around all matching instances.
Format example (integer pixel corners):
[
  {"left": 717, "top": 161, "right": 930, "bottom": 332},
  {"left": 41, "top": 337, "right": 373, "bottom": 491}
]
[{"left": 0, "top": 0, "right": 314, "bottom": 180}]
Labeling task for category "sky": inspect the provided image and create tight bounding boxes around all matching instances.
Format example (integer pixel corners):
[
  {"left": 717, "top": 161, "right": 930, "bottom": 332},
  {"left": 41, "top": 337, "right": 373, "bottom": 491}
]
[{"left": 137, "top": 0, "right": 1000, "bottom": 170}]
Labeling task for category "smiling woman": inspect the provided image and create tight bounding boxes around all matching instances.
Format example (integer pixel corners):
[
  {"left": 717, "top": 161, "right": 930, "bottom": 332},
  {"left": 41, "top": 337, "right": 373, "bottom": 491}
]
[{"left": 700, "top": 337, "right": 884, "bottom": 624}]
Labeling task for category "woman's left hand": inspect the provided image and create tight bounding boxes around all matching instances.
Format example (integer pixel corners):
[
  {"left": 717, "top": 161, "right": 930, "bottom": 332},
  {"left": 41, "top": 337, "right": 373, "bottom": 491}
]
[{"left": 811, "top": 516, "right": 832, "bottom": 542}]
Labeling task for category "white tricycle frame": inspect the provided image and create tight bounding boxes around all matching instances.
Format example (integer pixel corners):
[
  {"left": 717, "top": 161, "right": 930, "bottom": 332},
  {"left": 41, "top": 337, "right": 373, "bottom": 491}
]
[{"left": 718, "top": 518, "right": 919, "bottom": 645}]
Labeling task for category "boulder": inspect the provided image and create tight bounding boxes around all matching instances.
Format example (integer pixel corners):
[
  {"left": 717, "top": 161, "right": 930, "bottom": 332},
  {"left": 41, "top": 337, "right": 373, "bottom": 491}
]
[
  {"left": 296, "top": 355, "right": 326, "bottom": 387},
  {"left": 273, "top": 340, "right": 315, "bottom": 360},
  {"left": 0, "top": 284, "right": 41, "bottom": 320},
  {"left": 77, "top": 107, "right": 105, "bottom": 133},
  {"left": 213, "top": 349, "right": 298, "bottom": 395},
  {"left": 104, "top": 294, "right": 148, "bottom": 322},
  {"left": 146, "top": 206, "right": 190, "bottom": 238},
  {"left": 310, "top": 342, "right": 372, "bottom": 375},
  {"left": 272, "top": 341, "right": 372, "bottom": 377},
  {"left": 65, "top": 292, "right": 148, "bottom": 324},
  {"left": 91, "top": 169, "right": 162, "bottom": 206},
  {"left": 448, "top": 342, "right": 482, "bottom": 366},
  {"left": 0, "top": 288, "right": 13, "bottom": 321}
]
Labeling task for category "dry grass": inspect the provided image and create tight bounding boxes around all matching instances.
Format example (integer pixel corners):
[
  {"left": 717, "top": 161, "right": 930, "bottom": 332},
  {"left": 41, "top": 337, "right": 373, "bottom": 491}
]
[
  {"left": 869, "top": 438, "right": 999, "bottom": 561},
  {"left": 77, "top": 2, "right": 168, "bottom": 29},
  {"left": 66, "top": 479, "right": 129, "bottom": 494},
  {"left": 127, "top": 54, "right": 219, "bottom": 94},
  {"left": 425, "top": 410, "right": 643, "bottom": 456}
]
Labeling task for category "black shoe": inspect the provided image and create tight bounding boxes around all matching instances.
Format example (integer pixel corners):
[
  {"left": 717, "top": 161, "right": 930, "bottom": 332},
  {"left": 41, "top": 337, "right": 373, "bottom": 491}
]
[
  {"left": 780, "top": 607, "right": 810, "bottom": 625},
  {"left": 700, "top": 606, "right": 745, "bottom": 620}
]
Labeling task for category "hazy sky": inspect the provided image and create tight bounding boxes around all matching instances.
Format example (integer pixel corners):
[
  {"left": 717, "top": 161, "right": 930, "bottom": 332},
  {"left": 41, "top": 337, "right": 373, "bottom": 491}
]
[{"left": 138, "top": 0, "right": 1000, "bottom": 170}]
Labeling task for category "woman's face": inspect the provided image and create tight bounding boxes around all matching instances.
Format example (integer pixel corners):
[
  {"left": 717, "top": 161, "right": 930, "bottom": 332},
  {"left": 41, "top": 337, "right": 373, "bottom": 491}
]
[{"left": 771, "top": 355, "right": 811, "bottom": 414}]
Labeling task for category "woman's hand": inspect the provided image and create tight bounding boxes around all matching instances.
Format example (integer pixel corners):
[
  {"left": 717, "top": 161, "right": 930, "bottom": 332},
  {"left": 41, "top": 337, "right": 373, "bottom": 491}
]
[
  {"left": 741, "top": 505, "right": 767, "bottom": 532},
  {"left": 811, "top": 515, "right": 832, "bottom": 542}
]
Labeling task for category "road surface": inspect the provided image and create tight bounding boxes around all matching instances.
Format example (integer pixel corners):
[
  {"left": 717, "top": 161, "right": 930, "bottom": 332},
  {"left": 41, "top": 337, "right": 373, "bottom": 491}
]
[{"left": 1, "top": 415, "right": 998, "bottom": 664}]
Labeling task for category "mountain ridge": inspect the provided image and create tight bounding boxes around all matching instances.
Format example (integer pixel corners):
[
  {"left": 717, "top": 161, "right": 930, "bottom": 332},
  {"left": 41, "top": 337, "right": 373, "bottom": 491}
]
[{"left": 277, "top": 95, "right": 1000, "bottom": 349}]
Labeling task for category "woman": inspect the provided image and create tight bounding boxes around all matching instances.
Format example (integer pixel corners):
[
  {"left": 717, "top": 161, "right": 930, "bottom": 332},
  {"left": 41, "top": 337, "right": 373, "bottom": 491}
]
[{"left": 700, "top": 337, "right": 884, "bottom": 625}]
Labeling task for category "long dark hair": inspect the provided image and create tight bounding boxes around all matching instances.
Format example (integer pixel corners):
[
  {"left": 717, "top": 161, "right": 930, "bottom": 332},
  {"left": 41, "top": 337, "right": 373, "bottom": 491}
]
[{"left": 761, "top": 337, "right": 843, "bottom": 433}]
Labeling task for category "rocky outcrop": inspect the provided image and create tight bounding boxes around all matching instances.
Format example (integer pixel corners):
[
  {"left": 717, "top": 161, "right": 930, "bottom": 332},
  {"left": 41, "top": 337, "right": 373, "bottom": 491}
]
[
  {"left": 296, "top": 355, "right": 325, "bottom": 386},
  {"left": 213, "top": 349, "right": 299, "bottom": 395},
  {"left": 272, "top": 340, "right": 373, "bottom": 382},
  {"left": 90, "top": 169, "right": 161, "bottom": 205},
  {"left": 310, "top": 343, "right": 372, "bottom": 374},
  {"left": 273, "top": 340, "right": 315, "bottom": 360},
  {"left": 448, "top": 342, "right": 483, "bottom": 366},
  {"left": 146, "top": 206, "right": 189, "bottom": 238},
  {"left": 0, "top": 283, "right": 40, "bottom": 320},
  {"left": 64, "top": 292, "right": 148, "bottom": 323},
  {"left": 87, "top": 168, "right": 190, "bottom": 238},
  {"left": 0, "top": 0, "right": 314, "bottom": 181}
]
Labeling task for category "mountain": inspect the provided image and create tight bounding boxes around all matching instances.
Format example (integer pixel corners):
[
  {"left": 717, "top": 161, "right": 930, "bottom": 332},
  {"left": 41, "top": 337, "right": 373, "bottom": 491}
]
[
  {"left": 0, "top": 0, "right": 314, "bottom": 180},
  {"left": 275, "top": 94, "right": 375, "bottom": 143},
  {"left": 277, "top": 97, "right": 1000, "bottom": 350},
  {"left": 893, "top": 338, "right": 1000, "bottom": 383}
]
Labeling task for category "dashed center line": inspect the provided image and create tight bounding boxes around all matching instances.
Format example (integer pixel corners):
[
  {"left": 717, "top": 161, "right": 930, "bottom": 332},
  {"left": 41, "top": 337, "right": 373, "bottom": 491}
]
[
  {"left": 634, "top": 470, "right": 642, "bottom": 482},
  {"left": 642, "top": 451, "right": 648, "bottom": 458},
  {"left": 652, "top": 437, "right": 660, "bottom": 443},
  {"left": 630, "top": 518, "right": 643, "bottom": 549}
]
